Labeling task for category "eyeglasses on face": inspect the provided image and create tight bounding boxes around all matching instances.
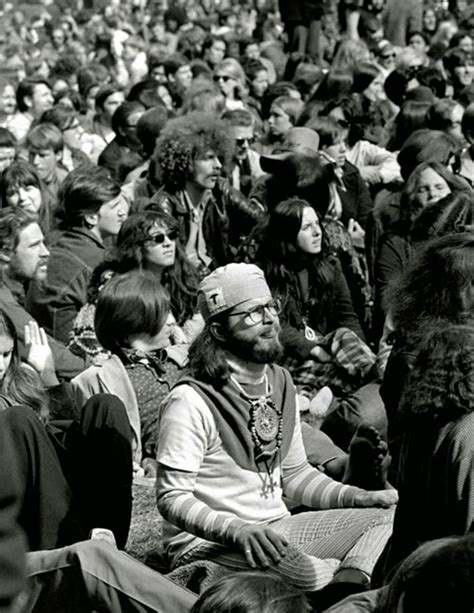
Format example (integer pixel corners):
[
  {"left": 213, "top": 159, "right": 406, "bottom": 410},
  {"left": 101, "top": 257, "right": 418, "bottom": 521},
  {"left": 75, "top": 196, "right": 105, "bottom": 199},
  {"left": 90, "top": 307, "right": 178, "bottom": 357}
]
[
  {"left": 231, "top": 298, "right": 282, "bottom": 324},
  {"left": 381, "top": 53, "right": 396, "bottom": 59},
  {"left": 147, "top": 229, "right": 178, "bottom": 244},
  {"left": 214, "top": 75, "right": 233, "bottom": 83}
]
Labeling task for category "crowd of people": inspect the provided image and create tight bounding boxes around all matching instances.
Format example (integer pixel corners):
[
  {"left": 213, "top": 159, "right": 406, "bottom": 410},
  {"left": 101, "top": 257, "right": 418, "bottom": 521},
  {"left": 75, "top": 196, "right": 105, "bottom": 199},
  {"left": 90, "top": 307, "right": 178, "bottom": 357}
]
[{"left": 0, "top": 0, "right": 473, "bottom": 611}]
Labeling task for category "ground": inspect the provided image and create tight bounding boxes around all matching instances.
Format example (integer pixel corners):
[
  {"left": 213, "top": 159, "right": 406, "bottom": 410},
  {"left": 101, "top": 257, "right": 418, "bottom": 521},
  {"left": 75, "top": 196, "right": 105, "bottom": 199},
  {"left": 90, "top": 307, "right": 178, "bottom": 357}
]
[{"left": 126, "top": 480, "right": 163, "bottom": 563}]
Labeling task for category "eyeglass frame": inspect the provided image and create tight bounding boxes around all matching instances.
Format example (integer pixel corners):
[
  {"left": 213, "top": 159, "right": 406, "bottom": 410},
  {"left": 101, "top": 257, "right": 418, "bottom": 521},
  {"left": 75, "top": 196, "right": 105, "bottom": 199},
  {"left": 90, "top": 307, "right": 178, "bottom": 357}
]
[
  {"left": 213, "top": 74, "right": 234, "bottom": 83},
  {"left": 230, "top": 298, "right": 282, "bottom": 324}
]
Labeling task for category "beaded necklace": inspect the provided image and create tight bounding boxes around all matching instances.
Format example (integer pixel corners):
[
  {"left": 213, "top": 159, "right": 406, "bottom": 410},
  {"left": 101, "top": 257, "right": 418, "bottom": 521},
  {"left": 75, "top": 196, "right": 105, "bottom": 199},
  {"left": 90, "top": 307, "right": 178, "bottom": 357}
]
[{"left": 229, "top": 373, "right": 283, "bottom": 497}]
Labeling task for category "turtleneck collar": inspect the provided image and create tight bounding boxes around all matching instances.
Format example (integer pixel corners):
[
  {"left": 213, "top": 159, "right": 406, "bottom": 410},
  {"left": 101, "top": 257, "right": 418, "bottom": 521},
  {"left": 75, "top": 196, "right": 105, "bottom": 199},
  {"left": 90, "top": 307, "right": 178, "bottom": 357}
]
[{"left": 225, "top": 351, "right": 267, "bottom": 385}]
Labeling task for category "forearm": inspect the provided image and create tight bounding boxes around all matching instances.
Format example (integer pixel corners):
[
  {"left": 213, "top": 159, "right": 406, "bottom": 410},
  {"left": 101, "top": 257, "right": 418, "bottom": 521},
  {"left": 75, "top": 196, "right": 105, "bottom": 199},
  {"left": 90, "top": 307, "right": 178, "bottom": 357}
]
[
  {"left": 156, "top": 465, "right": 248, "bottom": 547},
  {"left": 283, "top": 461, "right": 359, "bottom": 509}
]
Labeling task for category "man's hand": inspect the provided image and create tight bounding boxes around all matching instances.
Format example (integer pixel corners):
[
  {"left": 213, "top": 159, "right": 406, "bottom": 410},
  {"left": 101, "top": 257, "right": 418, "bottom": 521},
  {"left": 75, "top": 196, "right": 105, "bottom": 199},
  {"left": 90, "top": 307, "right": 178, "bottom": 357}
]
[
  {"left": 25, "top": 321, "right": 55, "bottom": 376},
  {"left": 234, "top": 524, "right": 288, "bottom": 569},
  {"left": 354, "top": 488, "right": 398, "bottom": 508}
]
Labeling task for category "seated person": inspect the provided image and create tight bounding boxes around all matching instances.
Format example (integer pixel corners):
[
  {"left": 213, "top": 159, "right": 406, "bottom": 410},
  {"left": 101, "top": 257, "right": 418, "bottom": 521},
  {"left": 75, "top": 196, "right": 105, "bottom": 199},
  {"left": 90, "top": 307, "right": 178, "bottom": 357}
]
[
  {"left": 72, "top": 270, "right": 188, "bottom": 477},
  {"left": 149, "top": 112, "right": 263, "bottom": 276},
  {"left": 0, "top": 127, "right": 16, "bottom": 173},
  {"left": 156, "top": 262, "right": 397, "bottom": 594},
  {"left": 69, "top": 210, "right": 202, "bottom": 361},
  {"left": 0, "top": 207, "right": 84, "bottom": 379},
  {"left": 255, "top": 198, "right": 385, "bottom": 450},
  {"left": 26, "top": 166, "right": 127, "bottom": 344},
  {"left": 0, "top": 309, "right": 133, "bottom": 550},
  {"left": 26, "top": 123, "right": 68, "bottom": 205}
]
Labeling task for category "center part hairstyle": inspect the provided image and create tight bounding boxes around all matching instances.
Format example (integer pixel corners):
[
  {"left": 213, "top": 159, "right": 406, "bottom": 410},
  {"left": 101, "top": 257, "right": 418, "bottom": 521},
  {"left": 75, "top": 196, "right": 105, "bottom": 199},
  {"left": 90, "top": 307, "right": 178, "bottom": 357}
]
[{"left": 95, "top": 270, "right": 170, "bottom": 355}]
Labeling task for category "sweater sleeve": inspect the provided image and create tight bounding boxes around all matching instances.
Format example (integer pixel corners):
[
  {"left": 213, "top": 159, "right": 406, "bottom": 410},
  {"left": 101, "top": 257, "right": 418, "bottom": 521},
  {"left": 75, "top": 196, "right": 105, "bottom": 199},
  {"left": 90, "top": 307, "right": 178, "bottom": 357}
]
[
  {"left": 282, "top": 407, "right": 360, "bottom": 509},
  {"left": 156, "top": 467, "right": 249, "bottom": 547}
]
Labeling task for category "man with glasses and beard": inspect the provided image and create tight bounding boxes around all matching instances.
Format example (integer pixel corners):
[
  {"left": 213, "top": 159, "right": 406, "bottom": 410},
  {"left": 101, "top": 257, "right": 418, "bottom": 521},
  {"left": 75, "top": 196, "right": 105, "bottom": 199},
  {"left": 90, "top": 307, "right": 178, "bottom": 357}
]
[{"left": 156, "top": 263, "right": 397, "bottom": 600}]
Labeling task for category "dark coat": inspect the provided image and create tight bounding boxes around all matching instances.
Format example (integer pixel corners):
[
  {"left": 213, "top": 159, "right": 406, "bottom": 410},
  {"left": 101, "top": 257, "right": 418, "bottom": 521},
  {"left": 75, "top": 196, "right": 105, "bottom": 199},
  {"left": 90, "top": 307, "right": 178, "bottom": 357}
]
[
  {"left": 27, "top": 228, "right": 105, "bottom": 345},
  {"left": 338, "top": 161, "right": 373, "bottom": 229},
  {"left": 273, "top": 258, "right": 365, "bottom": 360},
  {"left": 149, "top": 178, "right": 264, "bottom": 270}
]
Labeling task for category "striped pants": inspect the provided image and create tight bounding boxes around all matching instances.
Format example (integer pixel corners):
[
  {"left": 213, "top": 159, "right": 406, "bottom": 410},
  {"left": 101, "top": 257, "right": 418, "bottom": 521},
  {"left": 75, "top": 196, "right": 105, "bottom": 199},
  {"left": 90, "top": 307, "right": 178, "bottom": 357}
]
[{"left": 176, "top": 507, "right": 394, "bottom": 591}]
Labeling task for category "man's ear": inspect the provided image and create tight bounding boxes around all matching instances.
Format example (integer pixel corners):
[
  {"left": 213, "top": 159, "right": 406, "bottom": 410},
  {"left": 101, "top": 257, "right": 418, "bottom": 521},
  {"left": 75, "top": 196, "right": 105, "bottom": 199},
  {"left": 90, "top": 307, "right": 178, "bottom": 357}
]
[
  {"left": 210, "top": 321, "right": 226, "bottom": 342},
  {"left": 84, "top": 213, "right": 98, "bottom": 227}
]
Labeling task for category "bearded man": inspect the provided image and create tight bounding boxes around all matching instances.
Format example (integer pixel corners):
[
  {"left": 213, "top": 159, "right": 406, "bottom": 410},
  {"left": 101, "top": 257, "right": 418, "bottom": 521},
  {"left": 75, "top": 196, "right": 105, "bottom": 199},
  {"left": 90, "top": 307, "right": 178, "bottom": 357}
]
[{"left": 156, "top": 263, "right": 397, "bottom": 594}]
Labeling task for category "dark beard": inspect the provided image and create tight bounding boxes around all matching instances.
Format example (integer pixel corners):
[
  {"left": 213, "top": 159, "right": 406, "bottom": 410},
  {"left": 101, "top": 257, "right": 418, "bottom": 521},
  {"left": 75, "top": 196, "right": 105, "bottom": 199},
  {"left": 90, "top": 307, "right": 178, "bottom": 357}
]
[{"left": 224, "top": 332, "right": 284, "bottom": 364}]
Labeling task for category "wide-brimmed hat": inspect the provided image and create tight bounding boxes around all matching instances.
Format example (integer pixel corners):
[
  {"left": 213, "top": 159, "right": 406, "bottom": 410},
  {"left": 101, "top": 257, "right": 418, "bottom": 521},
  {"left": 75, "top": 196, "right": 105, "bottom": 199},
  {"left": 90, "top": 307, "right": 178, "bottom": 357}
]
[{"left": 259, "top": 127, "right": 320, "bottom": 173}]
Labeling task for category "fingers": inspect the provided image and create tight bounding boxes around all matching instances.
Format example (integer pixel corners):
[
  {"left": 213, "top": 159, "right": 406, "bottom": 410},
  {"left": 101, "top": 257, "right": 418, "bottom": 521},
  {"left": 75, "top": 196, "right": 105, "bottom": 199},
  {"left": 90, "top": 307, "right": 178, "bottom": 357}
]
[
  {"left": 244, "top": 530, "right": 288, "bottom": 568},
  {"left": 25, "top": 321, "right": 48, "bottom": 346},
  {"left": 39, "top": 326, "right": 48, "bottom": 347},
  {"left": 24, "top": 322, "right": 31, "bottom": 347}
]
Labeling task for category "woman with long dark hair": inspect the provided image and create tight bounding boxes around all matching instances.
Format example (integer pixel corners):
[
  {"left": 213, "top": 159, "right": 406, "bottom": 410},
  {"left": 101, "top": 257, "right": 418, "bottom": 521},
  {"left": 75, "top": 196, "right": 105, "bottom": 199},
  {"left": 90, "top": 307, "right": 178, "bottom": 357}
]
[
  {"left": 256, "top": 197, "right": 384, "bottom": 449},
  {"left": 70, "top": 210, "right": 202, "bottom": 360}
]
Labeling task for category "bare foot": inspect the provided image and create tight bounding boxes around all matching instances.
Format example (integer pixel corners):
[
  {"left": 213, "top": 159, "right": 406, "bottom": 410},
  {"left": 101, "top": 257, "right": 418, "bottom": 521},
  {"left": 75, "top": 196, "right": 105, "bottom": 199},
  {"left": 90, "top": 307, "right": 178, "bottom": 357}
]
[{"left": 342, "top": 424, "right": 391, "bottom": 490}]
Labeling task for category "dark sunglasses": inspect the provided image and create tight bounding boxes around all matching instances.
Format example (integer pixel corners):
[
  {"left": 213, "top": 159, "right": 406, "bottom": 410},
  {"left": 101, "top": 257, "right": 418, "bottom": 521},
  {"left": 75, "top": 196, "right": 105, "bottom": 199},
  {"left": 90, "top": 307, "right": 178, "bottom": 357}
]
[
  {"left": 381, "top": 53, "right": 396, "bottom": 59},
  {"left": 148, "top": 230, "right": 178, "bottom": 244},
  {"left": 214, "top": 75, "right": 232, "bottom": 82},
  {"left": 236, "top": 137, "right": 255, "bottom": 146}
]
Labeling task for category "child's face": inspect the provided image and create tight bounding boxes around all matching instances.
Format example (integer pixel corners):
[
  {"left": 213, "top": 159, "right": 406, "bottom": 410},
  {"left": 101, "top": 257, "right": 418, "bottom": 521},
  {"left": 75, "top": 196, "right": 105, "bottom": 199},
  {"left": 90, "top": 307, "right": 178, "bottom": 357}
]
[
  {"left": 28, "top": 148, "right": 61, "bottom": 182},
  {"left": 0, "top": 334, "right": 13, "bottom": 381}
]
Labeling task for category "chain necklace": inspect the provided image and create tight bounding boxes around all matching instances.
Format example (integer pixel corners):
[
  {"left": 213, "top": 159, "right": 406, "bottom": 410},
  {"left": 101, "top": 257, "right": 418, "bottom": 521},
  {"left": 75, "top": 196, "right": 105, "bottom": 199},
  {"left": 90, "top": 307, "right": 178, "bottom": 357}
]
[{"left": 229, "top": 373, "right": 283, "bottom": 497}]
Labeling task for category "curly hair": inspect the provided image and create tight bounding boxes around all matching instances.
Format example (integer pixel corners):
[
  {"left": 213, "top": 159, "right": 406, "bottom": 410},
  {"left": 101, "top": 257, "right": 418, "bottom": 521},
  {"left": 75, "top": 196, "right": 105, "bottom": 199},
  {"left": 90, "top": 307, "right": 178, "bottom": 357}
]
[
  {"left": 90, "top": 210, "right": 199, "bottom": 325},
  {"left": 388, "top": 233, "right": 474, "bottom": 342},
  {"left": 153, "top": 112, "right": 235, "bottom": 191},
  {"left": 398, "top": 325, "right": 474, "bottom": 425}
]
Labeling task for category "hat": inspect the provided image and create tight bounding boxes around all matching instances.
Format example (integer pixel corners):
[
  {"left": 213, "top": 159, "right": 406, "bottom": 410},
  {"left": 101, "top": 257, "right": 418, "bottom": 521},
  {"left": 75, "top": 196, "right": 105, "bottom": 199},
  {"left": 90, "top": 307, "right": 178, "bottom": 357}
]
[
  {"left": 198, "top": 263, "right": 271, "bottom": 322},
  {"left": 259, "top": 127, "right": 320, "bottom": 173},
  {"left": 405, "top": 86, "right": 436, "bottom": 103}
]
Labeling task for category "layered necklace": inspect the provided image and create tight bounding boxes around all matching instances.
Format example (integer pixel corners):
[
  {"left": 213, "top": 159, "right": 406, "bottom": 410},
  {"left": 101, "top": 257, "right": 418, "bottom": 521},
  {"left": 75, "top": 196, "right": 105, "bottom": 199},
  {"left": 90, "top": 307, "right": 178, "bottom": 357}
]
[{"left": 230, "top": 373, "right": 283, "bottom": 498}]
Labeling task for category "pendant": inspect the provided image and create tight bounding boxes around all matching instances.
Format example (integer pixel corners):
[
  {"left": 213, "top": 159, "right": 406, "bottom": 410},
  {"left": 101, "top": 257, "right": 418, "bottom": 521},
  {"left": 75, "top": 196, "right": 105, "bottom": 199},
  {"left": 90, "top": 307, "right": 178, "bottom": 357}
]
[
  {"left": 250, "top": 398, "right": 279, "bottom": 442},
  {"left": 305, "top": 325, "right": 317, "bottom": 341}
]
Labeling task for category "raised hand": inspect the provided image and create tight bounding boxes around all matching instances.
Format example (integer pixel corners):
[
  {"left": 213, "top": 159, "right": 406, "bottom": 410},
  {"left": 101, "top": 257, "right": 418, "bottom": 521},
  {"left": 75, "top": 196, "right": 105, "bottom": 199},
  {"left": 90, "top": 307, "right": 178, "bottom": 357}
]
[{"left": 25, "top": 321, "right": 56, "bottom": 383}]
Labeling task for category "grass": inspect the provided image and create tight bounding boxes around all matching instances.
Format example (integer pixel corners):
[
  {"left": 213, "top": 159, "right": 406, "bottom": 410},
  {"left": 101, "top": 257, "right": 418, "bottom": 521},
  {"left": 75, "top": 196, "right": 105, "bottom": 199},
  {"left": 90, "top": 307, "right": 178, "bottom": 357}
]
[{"left": 126, "top": 480, "right": 164, "bottom": 562}]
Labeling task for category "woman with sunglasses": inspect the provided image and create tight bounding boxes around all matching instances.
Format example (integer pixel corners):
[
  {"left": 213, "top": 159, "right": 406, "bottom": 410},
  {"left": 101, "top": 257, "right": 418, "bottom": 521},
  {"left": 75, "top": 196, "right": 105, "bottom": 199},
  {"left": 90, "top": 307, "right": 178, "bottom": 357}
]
[
  {"left": 213, "top": 58, "right": 249, "bottom": 111},
  {"left": 69, "top": 210, "right": 202, "bottom": 361}
]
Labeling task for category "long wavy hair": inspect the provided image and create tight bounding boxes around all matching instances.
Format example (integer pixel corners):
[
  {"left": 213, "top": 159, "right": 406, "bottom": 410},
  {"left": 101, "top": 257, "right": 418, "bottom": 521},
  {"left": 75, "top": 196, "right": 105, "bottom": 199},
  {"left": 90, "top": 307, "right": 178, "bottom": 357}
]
[
  {"left": 397, "top": 325, "right": 474, "bottom": 426},
  {"left": 90, "top": 210, "right": 199, "bottom": 325},
  {"left": 0, "top": 309, "right": 49, "bottom": 422},
  {"left": 256, "top": 197, "right": 336, "bottom": 316},
  {"left": 388, "top": 233, "right": 474, "bottom": 343},
  {"left": 186, "top": 317, "right": 230, "bottom": 386}
]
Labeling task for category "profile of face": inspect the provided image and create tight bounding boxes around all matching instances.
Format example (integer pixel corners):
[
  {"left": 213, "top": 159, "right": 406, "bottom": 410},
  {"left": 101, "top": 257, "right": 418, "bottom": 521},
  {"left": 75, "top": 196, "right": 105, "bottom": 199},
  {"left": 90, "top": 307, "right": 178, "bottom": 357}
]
[
  {"left": 94, "top": 195, "right": 128, "bottom": 239},
  {"left": 0, "top": 84, "right": 16, "bottom": 116},
  {"left": 251, "top": 69, "right": 269, "bottom": 99},
  {"left": 363, "top": 74, "right": 386, "bottom": 102},
  {"left": 245, "top": 43, "right": 260, "bottom": 60},
  {"left": 296, "top": 207, "right": 323, "bottom": 255},
  {"left": 323, "top": 136, "right": 347, "bottom": 168},
  {"left": 0, "top": 333, "right": 13, "bottom": 382},
  {"left": 157, "top": 84, "right": 173, "bottom": 110},
  {"left": 62, "top": 120, "right": 85, "bottom": 151},
  {"left": 144, "top": 222, "right": 177, "bottom": 271},
  {"left": 102, "top": 91, "right": 125, "bottom": 121},
  {"left": 128, "top": 311, "right": 174, "bottom": 352},
  {"left": 268, "top": 104, "right": 293, "bottom": 137},
  {"left": 414, "top": 167, "right": 451, "bottom": 207},
  {"left": 29, "top": 84, "right": 54, "bottom": 119},
  {"left": 0, "top": 147, "right": 15, "bottom": 172},
  {"left": 225, "top": 295, "right": 283, "bottom": 364},
  {"left": 10, "top": 222, "right": 50, "bottom": 283},
  {"left": 190, "top": 149, "right": 222, "bottom": 191},
  {"left": 232, "top": 125, "right": 254, "bottom": 161},
  {"left": 7, "top": 182, "right": 42, "bottom": 214},
  {"left": 378, "top": 47, "right": 396, "bottom": 71},
  {"left": 29, "top": 148, "right": 60, "bottom": 182},
  {"left": 120, "top": 110, "right": 145, "bottom": 150}
]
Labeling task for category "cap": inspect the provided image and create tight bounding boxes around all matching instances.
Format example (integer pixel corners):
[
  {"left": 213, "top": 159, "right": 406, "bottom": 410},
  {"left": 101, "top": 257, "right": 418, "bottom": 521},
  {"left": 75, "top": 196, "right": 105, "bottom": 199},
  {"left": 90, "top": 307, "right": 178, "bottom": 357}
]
[
  {"left": 198, "top": 263, "right": 271, "bottom": 322},
  {"left": 259, "top": 127, "right": 320, "bottom": 173}
]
